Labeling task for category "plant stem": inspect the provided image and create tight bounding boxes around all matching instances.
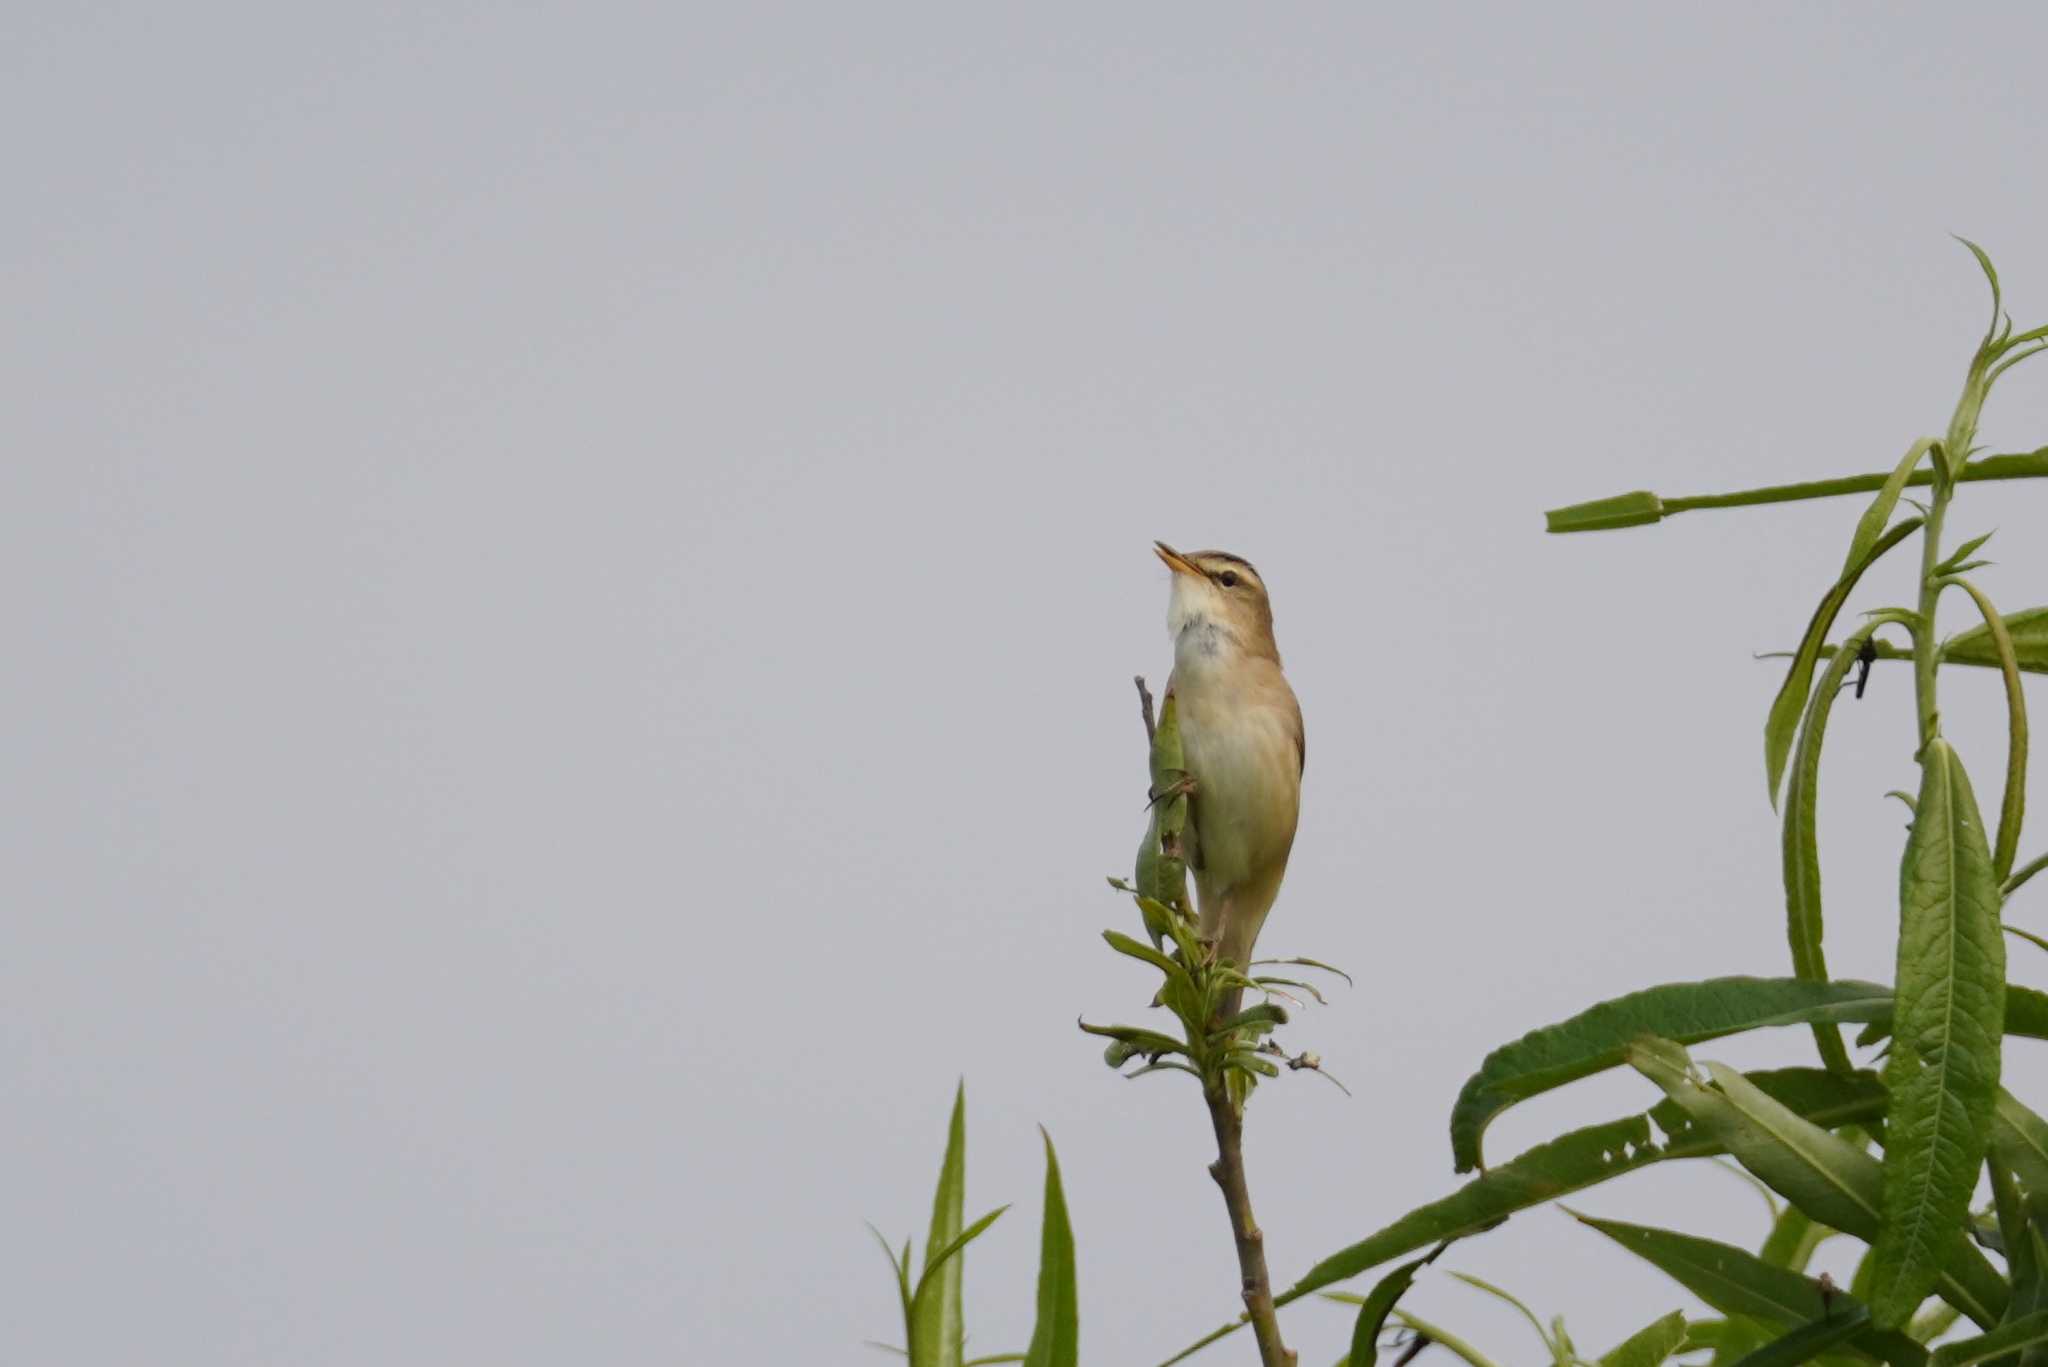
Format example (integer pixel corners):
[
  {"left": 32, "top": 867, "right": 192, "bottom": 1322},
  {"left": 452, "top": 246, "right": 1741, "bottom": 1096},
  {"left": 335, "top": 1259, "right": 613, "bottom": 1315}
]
[
  {"left": 1204, "top": 1086, "right": 1294, "bottom": 1367},
  {"left": 1912, "top": 472, "right": 1951, "bottom": 751}
]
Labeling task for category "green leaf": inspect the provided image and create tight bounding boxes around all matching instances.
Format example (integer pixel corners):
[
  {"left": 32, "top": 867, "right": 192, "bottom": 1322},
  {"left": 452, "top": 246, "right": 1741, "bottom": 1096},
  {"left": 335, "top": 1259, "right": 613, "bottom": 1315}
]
[
  {"left": 1596, "top": 1310, "right": 1690, "bottom": 1367},
  {"left": 1021, "top": 1129, "right": 1077, "bottom": 1367},
  {"left": 1939, "top": 584, "right": 2029, "bottom": 883},
  {"left": 1280, "top": 1070, "right": 1883, "bottom": 1307},
  {"left": 1766, "top": 518, "right": 1924, "bottom": 805},
  {"left": 912, "top": 1083, "right": 971, "bottom": 1367},
  {"left": 1451, "top": 978, "right": 1893, "bottom": 1171},
  {"left": 1927, "top": 1312, "right": 2048, "bottom": 1366},
  {"left": 1941, "top": 608, "right": 2048, "bottom": 675},
  {"left": 1445, "top": 1271, "right": 1563, "bottom": 1362},
  {"left": 1991, "top": 1091, "right": 2048, "bottom": 1211},
  {"left": 1571, "top": 1212, "right": 1928, "bottom": 1365},
  {"left": 1135, "top": 693, "right": 1192, "bottom": 925},
  {"left": 1869, "top": 740, "right": 2008, "bottom": 1327},
  {"left": 2008, "top": 853, "right": 2048, "bottom": 899},
  {"left": 1723, "top": 1308, "right": 1875, "bottom": 1366},
  {"left": 1845, "top": 440, "right": 1937, "bottom": 574},
  {"left": 912, "top": 1206, "right": 1010, "bottom": 1352},
  {"left": 1101, "top": 930, "right": 1186, "bottom": 980},
  {"left": 870, "top": 1222, "right": 914, "bottom": 1334},
  {"left": 1346, "top": 1247, "right": 1445, "bottom": 1367},
  {"left": 1626, "top": 1042, "right": 2005, "bottom": 1327},
  {"left": 1933, "top": 532, "right": 1996, "bottom": 577},
  {"left": 1853, "top": 984, "right": 2048, "bottom": 1049},
  {"left": 1387, "top": 1310, "right": 1503, "bottom": 1367},
  {"left": 1785, "top": 619, "right": 1899, "bottom": 1074},
  {"left": 1545, "top": 489, "right": 1668, "bottom": 532},
  {"left": 1759, "top": 1204, "right": 1838, "bottom": 1275}
]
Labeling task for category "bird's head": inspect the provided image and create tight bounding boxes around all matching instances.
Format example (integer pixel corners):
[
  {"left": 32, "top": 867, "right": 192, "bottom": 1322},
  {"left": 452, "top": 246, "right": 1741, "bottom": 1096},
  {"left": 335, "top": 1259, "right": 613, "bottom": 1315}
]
[{"left": 1154, "top": 541, "right": 1280, "bottom": 663}]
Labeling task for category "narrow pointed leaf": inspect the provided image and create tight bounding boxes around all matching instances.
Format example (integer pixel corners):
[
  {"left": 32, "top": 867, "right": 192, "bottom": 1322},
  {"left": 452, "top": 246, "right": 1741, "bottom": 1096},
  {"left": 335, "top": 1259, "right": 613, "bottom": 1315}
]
[
  {"left": 1869, "top": 741, "right": 2007, "bottom": 1327},
  {"left": 1572, "top": 1213, "right": 1928, "bottom": 1365},
  {"left": 1135, "top": 694, "right": 1192, "bottom": 923},
  {"left": 1785, "top": 619, "right": 1896, "bottom": 1074},
  {"left": 1444, "top": 1271, "right": 1559, "bottom": 1360},
  {"left": 1451, "top": 978, "right": 1892, "bottom": 1171},
  {"left": 1940, "top": 582, "right": 2028, "bottom": 882},
  {"left": 1766, "top": 518, "right": 1924, "bottom": 805},
  {"left": 1346, "top": 1248, "right": 1443, "bottom": 1367},
  {"left": 1101, "top": 930, "right": 1186, "bottom": 980},
  {"left": 1943, "top": 607, "right": 2048, "bottom": 675},
  {"left": 1845, "top": 440, "right": 1937, "bottom": 573},
  {"left": 1723, "top": 1307, "right": 1873, "bottom": 1366},
  {"left": 1991, "top": 1091, "right": 2048, "bottom": 1208},
  {"left": 1021, "top": 1130, "right": 1077, "bottom": 1367},
  {"left": 2007, "top": 853, "right": 2048, "bottom": 899},
  {"left": 1596, "top": 1310, "right": 1690, "bottom": 1366},
  {"left": 911, "top": 1084, "right": 970, "bottom": 1367},
  {"left": 1759, "top": 1207, "right": 1832, "bottom": 1272},
  {"left": 1627, "top": 1043, "right": 2004, "bottom": 1326},
  {"left": 1280, "top": 1070, "right": 1884, "bottom": 1308},
  {"left": 1927, "top": 1312, "right": 2048, "bottom": 1366}
]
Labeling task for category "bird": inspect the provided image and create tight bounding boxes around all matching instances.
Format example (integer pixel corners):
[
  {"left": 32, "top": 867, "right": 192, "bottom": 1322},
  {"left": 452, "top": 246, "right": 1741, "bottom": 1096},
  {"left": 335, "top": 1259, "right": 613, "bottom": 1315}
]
[{"left": 1153, "top": 541, "right": 1305, "bottom": 973}]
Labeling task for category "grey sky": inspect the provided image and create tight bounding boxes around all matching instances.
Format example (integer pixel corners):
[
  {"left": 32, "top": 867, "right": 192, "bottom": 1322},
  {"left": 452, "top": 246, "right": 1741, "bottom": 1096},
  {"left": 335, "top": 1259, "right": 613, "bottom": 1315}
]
[{"left": 10, "top": 4, "right": 2048, "bottom": 1363}]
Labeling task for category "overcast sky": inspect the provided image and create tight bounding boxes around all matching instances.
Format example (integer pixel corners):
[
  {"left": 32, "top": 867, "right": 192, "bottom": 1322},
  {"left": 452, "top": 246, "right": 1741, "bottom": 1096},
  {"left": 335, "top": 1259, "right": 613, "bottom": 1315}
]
[{"left": 11, "top": 4, "right": 2048, "bottom": 1364}]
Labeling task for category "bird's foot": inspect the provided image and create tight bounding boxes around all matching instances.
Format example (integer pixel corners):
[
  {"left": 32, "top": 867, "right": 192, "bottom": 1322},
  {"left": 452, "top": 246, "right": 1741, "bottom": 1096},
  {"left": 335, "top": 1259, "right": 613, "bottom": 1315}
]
[{"left": 1144, "top": 770, "right": 1197, "bottom": 810}]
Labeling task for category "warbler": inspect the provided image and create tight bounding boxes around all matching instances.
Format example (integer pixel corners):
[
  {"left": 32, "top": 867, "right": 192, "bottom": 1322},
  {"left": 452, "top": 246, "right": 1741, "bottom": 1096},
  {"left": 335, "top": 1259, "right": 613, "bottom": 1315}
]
[{"left": 1153, "top": 542, "right": 1305, "bottom": 970}]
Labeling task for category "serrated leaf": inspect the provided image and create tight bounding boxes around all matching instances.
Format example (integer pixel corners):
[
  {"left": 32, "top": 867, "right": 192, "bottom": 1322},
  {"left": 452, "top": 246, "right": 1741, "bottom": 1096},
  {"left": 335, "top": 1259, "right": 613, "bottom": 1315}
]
[
  {"left": 1451, "top": 978, "right": 1893, "bottom": 1171},
  {"left": 1766, "top": 519, "right": 1924, "bottom": 805},
  {"left": 1853, "top": 984, "right": 2048, "bottom": 1049},
  {"left": 912, "top": 1083, "right": 971, "bottom": 1367},
  {"left": 1869, "top": 741, "right": 2007, "bottom": 1328},
  {"left": 1596, "top": 1310, "right": 1690, "bottom": 1366},
  {"left": 1347, "top": 1247, "right": 1444, "bottom": 1367},
  {"left": 1020, "top": 1130, "right": 1077, "bottom": 1367},
  {"left": 1278, "top": 1070, "right": 1883, "bottom": 1308},
  {"left": 1571, "top": 1213, "right": 1928, "bottom": 1365}
]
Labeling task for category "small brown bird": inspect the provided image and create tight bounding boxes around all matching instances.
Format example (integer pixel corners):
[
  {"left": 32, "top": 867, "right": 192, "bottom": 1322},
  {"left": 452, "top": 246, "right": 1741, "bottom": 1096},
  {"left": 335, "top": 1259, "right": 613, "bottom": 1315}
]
[{"left": 1153, "top": 542, "right": 1305, "bottom": 969}]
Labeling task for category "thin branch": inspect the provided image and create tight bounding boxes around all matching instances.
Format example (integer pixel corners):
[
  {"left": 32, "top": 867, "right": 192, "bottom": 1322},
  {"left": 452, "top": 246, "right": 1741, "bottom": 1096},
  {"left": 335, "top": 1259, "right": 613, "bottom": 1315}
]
[
  {"left": 1135, "top": 675, "right": 1157, "bottom": 742},
  {"left": 1205, "top": 1087, "right": 1295, "bottom": 1367}
]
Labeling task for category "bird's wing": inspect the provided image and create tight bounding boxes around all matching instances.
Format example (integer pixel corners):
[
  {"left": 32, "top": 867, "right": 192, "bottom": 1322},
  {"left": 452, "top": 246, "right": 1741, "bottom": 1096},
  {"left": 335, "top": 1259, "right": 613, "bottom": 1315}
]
[{"left": 1289, "top": 694, "right": 1305, "bottom": 775}]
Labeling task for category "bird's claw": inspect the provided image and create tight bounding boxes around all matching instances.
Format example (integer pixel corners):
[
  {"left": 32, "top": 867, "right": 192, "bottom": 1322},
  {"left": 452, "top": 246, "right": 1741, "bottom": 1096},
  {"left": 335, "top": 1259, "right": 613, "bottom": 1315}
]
[{"left": 1144, "top": 772, "right": 1198, "bottom": 810}]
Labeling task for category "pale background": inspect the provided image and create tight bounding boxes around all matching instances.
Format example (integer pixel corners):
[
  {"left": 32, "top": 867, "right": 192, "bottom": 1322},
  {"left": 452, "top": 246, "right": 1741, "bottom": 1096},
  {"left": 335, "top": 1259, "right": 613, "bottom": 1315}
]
[{"left": 10, "top": 4, "right": 2048, "bottom": 1363}]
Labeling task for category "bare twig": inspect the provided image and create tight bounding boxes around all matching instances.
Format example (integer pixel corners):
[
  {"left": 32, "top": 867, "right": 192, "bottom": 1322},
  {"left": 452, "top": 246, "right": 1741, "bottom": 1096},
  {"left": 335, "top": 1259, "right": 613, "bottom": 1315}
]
[
  {"left": 1206, "top": 1088, "right": 1295, "bottom": 1366},
  {"left": 1135, "top": 674, "right": 1157, "bottom": 742}
]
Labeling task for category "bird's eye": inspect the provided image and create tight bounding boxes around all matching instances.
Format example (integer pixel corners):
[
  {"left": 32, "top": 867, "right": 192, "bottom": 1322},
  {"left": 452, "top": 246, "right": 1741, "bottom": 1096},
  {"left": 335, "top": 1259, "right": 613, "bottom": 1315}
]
[{"left": 1218, "top": 571, "right": 1239, "bottom": 588}]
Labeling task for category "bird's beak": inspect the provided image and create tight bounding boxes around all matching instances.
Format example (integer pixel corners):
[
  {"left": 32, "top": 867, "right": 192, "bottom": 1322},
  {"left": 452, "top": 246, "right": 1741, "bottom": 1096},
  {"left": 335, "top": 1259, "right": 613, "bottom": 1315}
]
[{"left": 1154, "top": 541, "right": 1206, "bottom": 579}]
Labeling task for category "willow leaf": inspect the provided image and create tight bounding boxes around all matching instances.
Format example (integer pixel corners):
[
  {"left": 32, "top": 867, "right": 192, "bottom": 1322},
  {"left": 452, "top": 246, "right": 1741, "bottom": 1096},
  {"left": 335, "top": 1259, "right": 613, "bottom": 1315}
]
[
  {"left": 1869, "top": 741, "right": 2007, "bottom": 1328},
  {"left": 1020, "top": 1130, "right": 1077, "bottom": 1367},
  {"left": 1571, "top": 1213, "right": 1927, "bottom": 1365},
  {"left": 1452, "top": 978, "right": 1892, "bottom": 1171},
  {"left": 1766, "top": 518, "right": 1924, "bottom": 805},
  {"left": 1939, "top": 581, "right": 2028, "bottom": 882}
]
